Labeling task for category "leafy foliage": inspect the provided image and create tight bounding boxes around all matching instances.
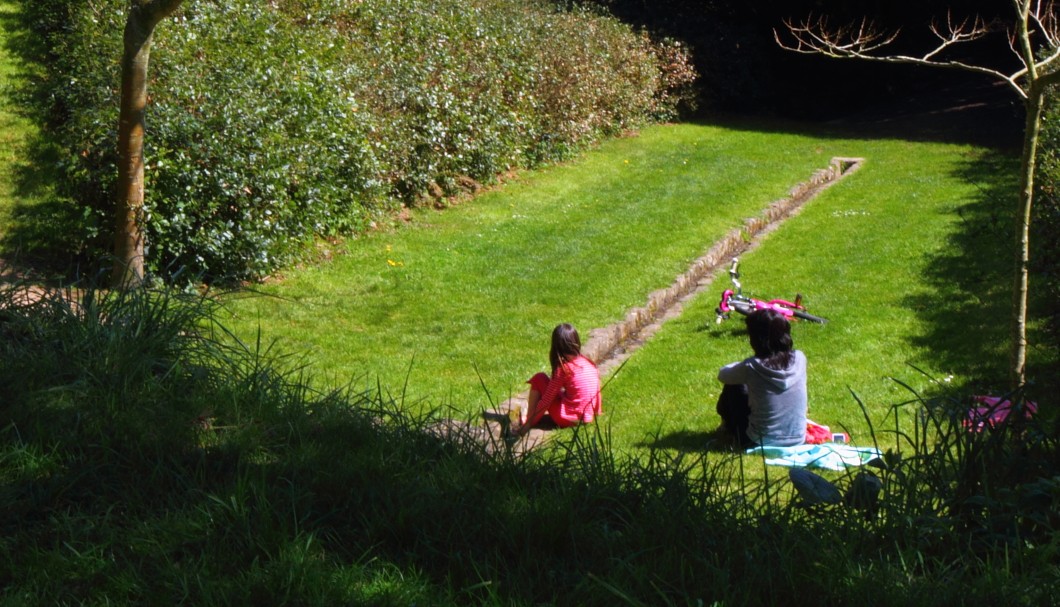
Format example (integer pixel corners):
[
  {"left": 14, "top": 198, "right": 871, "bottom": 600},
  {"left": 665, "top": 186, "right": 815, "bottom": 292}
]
[
  {"left": 22, "top": 0, "right": 695, "bottom": 282},
  {"left": 1033, "top": 90, "right": 1060, "bottom": 351}
]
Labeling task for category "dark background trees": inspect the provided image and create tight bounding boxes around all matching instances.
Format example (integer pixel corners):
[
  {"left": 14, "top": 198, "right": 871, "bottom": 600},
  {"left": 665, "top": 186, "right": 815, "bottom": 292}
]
[{"left": 580, "top": 0, "right": 1019, "bottom": 122}]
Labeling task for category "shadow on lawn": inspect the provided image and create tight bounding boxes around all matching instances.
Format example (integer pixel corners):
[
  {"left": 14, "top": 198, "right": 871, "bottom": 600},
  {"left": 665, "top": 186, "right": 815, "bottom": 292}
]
[
  {"left": 0, "top": 5, "right": 97, "bottom": 281},
  {"left": 635, "top": 427, "right": 740, "bottom": 454},
  {"left": 902, "top": 147, "right": 1059, "bottom": 398}
]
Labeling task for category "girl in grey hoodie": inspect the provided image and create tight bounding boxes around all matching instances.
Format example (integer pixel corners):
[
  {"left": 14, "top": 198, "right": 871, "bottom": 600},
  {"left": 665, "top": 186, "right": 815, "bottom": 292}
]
[{"left": 716, "top": 308, "right": 807, "bottom": 447}]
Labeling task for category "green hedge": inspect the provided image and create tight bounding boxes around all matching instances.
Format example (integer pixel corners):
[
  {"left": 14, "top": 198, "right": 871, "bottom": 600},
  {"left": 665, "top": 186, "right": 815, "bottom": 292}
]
[
  {"left": 1034, "top": 92, "right": 1060, "bottom": 351},
  {"left": 23, "top": 0, "right": 695, "bottom": 282}
]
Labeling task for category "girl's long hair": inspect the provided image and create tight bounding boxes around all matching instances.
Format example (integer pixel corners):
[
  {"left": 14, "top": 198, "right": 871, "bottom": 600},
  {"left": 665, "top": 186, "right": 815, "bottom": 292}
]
[
  {"left": 746, "top": 309, "right": 794, "bottom": 370},
  {"left": 549, "top": 323, "right": 582, "bottom": 372}
]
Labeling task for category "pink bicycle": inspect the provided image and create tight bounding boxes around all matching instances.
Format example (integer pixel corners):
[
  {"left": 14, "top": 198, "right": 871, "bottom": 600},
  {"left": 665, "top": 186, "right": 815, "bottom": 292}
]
[{"left": 715, "top": 258, "right": 827, "bottom": 324}]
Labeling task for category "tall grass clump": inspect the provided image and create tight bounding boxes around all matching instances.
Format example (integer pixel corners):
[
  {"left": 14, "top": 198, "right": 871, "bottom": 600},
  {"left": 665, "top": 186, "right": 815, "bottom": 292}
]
[
  {"left": 866, "top": 382, "right": 1059, "bottom": 553},
  {"left": 15, "top": 0, "right": 695, "bottom": 282},
  {"left": 2, "top": 282, "right": 1056, "bottom": 605},
  {"left": 802, "top": 383, "right": 1060, "bottom": 605},
  {"left": 0, "top": 280, "right": 438, "bottom": 603}
]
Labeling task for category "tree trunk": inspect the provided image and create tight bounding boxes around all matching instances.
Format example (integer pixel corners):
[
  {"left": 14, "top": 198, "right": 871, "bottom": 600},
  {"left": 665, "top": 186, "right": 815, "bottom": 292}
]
[
  {"left": 1012, "top": 87, "right": 1043, "bottom": 388},
  {"left": 112, "top": 0, "right": 184, "bottom": 289},
  {"left": 775, "top": 0, "right": 1060, "bottom": 392}
]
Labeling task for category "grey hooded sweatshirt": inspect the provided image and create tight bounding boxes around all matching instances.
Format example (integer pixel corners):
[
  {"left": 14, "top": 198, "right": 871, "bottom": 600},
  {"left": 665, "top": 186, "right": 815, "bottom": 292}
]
[{"left": 718, "top": 350, "right": 807, "bottom": 446}]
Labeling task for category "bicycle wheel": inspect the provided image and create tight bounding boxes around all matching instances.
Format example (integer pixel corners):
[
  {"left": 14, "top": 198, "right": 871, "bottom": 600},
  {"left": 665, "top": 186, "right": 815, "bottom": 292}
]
[{"left": 792, "top": 309, "right": 827, "bottom": 324}]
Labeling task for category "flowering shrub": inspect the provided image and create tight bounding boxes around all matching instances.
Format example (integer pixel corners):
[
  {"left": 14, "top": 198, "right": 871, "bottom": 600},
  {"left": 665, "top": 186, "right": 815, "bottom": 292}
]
[{"left": 26, "top": 0, "right": 695, "bottom": 281}]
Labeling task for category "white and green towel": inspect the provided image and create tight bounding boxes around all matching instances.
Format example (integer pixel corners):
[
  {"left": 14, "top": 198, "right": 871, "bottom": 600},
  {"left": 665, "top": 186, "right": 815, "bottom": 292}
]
[{"left": 747, "top": 443, "right": 881, "bottom": 471}]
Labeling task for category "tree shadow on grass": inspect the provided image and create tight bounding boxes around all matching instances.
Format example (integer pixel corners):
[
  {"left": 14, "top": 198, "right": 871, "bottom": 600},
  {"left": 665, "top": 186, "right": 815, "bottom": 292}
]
[
  {"left": 635, "top": 427, "right": 742, "bottom": 454},
  {"left": 0, "top": 5, "right": 95, "bottom": 283},
  {"left": 904, "top": 147, "right": 1057, "bottom": 400}
]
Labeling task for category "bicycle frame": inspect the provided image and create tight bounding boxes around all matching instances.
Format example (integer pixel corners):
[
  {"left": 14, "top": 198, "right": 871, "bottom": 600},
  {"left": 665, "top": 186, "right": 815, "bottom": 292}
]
[{"left": 715, "top": 258, "right": 826, "bottom": 324}]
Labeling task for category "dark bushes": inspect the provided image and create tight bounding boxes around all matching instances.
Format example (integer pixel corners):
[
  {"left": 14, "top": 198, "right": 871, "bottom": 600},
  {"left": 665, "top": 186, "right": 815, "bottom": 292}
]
[{"left": 21, "top": 0, "right": 695, "bottom": 282}]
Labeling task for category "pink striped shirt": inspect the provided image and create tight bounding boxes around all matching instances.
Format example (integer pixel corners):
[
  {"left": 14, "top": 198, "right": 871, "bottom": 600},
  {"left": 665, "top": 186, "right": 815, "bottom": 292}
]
[{"left": 529, "top": 355, "right": 602, "bottom": 427}]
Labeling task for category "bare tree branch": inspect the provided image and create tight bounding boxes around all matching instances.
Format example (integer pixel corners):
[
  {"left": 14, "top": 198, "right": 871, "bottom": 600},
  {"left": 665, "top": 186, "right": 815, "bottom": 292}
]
[
  {"left": 1029, "top": 0, "right": 1059, "bottom": 46},
  {"left": 923, "top": 13, "right": 988, "bottom": 61},
  {"left": 775, "top": 16, "right": 899, "bottom": 57},
  {"left": 776, "top": 0, "right": 1060, "bottom": 387},
  {"left": 774, "top": 14, "right": 1026, "bottom": 98}
]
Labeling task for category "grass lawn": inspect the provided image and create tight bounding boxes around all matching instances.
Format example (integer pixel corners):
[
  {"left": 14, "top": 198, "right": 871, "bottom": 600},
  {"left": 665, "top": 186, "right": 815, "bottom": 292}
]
[
  {"left": 0, "top": 0, "right": 65, "bottom": 267},
  {"left": 0, "top": 0, "right": 1043, "bottom": 466},
  {"left": 222, "top": 120, "right": 1043, "bottom": 460},
  {"left": 605, "top": 131, "right": 1019, "bottom": 453},
  {"left": 222, "top": 125, "right": 842, "bottom": 408},
  {"left": 0, "top": 0, "right": 31, "bottom": 229}
]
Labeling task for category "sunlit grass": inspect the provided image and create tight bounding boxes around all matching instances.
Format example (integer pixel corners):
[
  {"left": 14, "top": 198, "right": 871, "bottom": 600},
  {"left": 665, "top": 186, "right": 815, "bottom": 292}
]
[
  {"left": 223, "top": 125, "right": 848, "bottom": 411},
  {"left": 603, "top": 137, "right": 1015, "bottom": 476},
  {"left": 0, "top": 0, "right": 32, "bottom": 229},
  {"left": 222, "top": 124, "right": 1033, "bottom": 464},
  {"left": 0, "top": 0, "right": 65, "bottom": 264}
]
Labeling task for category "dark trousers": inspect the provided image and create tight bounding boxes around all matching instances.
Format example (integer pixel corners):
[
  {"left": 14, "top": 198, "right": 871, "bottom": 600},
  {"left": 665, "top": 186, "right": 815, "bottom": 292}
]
[{"left": 716, "top": 384, "right": 755, "bottom": 448}]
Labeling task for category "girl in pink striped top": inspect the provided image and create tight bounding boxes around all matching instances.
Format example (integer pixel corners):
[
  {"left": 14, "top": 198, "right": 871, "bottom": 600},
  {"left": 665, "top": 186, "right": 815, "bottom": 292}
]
[{"left": 513, "top": 323, "right": 602, "bottom": 437}]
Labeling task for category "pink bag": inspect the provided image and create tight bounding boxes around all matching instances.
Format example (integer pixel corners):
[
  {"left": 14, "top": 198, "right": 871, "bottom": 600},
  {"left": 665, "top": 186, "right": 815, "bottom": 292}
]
[{"left": 964, "top": 395, "right": 1037, "bottom": 432}]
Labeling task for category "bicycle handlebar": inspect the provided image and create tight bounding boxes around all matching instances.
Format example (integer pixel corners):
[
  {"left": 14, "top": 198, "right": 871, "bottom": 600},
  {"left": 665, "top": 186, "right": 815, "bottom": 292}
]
[{"left": 728, "top": 257, "right": 741, "bottom": 291}]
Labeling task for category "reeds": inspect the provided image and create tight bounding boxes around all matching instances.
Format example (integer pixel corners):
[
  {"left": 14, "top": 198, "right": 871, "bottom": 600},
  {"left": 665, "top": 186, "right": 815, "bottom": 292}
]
[{"left": 0, "top": 282, "right": 1055, "bottom": 605}]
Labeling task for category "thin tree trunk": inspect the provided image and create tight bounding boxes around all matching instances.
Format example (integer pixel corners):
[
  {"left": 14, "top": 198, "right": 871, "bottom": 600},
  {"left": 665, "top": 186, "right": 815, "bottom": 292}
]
[
  {"left": 1012, "top": 88, "right": 1043, "bottom": 387},
  {"left": 112, "top": 16, "right": 151, "bottom": 288},
  {"left": 112, "top": 0, "right": 184, "bottom": 289}
]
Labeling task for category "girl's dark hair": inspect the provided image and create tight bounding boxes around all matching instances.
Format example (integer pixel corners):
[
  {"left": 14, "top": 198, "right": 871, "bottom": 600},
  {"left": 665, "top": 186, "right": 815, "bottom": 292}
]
[
  {"left": 549, "top": 323, "right": 582, "bottom": 371},
  {"left": 746, "top": 309, "right": 794, "bottom": 370}
]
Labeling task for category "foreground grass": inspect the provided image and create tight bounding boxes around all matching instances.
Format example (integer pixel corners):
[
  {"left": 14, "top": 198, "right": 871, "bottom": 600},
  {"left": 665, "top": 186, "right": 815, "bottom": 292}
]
[{"left": 2, "top": 285, "right": 1056, "bottom": 606}]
